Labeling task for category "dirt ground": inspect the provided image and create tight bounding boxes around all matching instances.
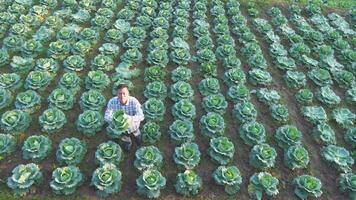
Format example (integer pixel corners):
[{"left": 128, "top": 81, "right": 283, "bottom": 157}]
[{"left": 0, "top": 2, "right": 354, "bottom": 200}]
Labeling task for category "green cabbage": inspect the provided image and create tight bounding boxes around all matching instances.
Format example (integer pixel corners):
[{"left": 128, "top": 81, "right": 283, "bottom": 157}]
[
  {"left": 338, "top": 173, "right": 356, "bottom": 200},
  {"left": 295, "top": 89, "right": 313, "bottom": 105},
  {"left": 35, "top": 58, "right": 59, "bottom": 75},
  {"left": 0, "top": 133, "right": 16, "bottom": 160},
  {"left": 227, "top": 84, "right": 250, "bottom": 103},
  {"left": 322, "top": 145, "right": 354, "bottom": 173},
  {"left": 308, "top": 68, "right": 333, "bottom": 86},
  {"left": 99, "top": 43, "right": 120, "bottom": 57},
  {"left": 95, "top": 141, "right": 123, "bottom": 167},
  {"left": 174, "top": 142, "right": 201, "bottom": 170},
  {"left": 147, "top": 49, "right": 169, "bottom": 67},
  {"left": 199, "top": 62, "right": 217, "bottom": 78},
  {"left": 170, "top": 81, "right": 194, "bottom": 102},
  {"left": 136, "top": 169, "right": 166, "bottom": 199},
  {"left": 48, "top": 40, "right": 71, "bottom": 60},
  {"left": 76, "top": 110, "right": 104, "bottom": 137},
  {"left": 202, "top": 93, "right": 227, "bottom": 114},
  {"left": 332, "top": 108, "right": 355, "bottom": 128},
  {"left": 141, "top": 122, "right": 161, "bottom": 144},
  {"left": 142, "top": 98, "right": 165, "bottom": 122},
  {"left": 212, "top": 165, "right": 242, "bottom": 195},
  {"left": 346, "top": 88, "right": 356, "bottom": 104},
  {"left": 223, "top": 68, "right": 246, "bottom": 87},
  {"left": 249, "top": 143, "right": 277, "bottom": 170},
  {"left": 104, "top": 29, "right": 124, "bottom": 43},
  {"left": 233, "top": 102, "right": 257, "bottom": 123},
  {"left": 301, "top": 106, "right": 328, "bottom": 125},
  {"left": 91, "top": 163, "right": 122, "bottom": 197},
  {"left": 1, "top": 109, "right": 31, "bottom": 134},
  {"left": 198, "top": 77, "right": 220, "bottom": 96},
  {"left": 63, "top": 55, "right": 86, "bottom": 72},
  {"left": 25, "top": 70, "right": 52, "bottom": 91},
  {"left": 91, "top": 54, "right": 114, "bottom": 72},
  {"left": 50, "top": 165, "right": 84, "bottom": 195},
  {"left": 316, "top": 86, "right": 340, "bottom": 107},
  {"left": 85, "top": 70, "right": 110, "bottom": 91},
  {"left": 22, "top": 39, "right": 43, "bottom": 57},
  {"left": 169, "top": 119, "right": 194, "bottom": 144},
  {"left": 144, "top": 65, "right": 166, "bottom": 82},
  {"left": 248, "top": 172, "right": 279, "bottom": 200},
  {"left": 208, "top": 136, "right": 235, "bottom": 165},
  {"left": 22, "top": 135, "right": 52, "bottom": 162},
  {"left": 240, "top": 121, "right": 266, "bottom": 146},
  {"left": 175, "top": 170, "right": 202, "bottom": 197},
  {"left": 172, "top": 99, "right": 196, "bottom": 121},
  {"left": 48, "top": 88, "right": 74, "bottom": 111},
  {"left": 106, "top": 109, "right": 129, "bottom": 138},
  {"left": 293, "top": 175, "right": 322, "bottom": 200},
  {"left": 284, "top": 71, "right": 306, "bottom": 89},
  {"left": 171, "top": 66, "right": 192, "bottom": 82},
  {"left": 58, "top": 72, "right": 82, "bottom": 95},
  {"left": 345, "top": 127, "right": 356, "bottom": 148},
  {"left": 283, "top": 143, "right": 310, "bottom": 170},
  {"left": 79, "top": 89, "right": 106, "bottom": 111},
  {"left": 7, "top": 163, "right": 43, "bottom": 196},
  {"left": 11, "top": 56, "right": 34, "bottom": 73},
  {"left": 56, "top": 137, "right": 87, "bottom": 165},
  {"left": 39, "top": 107, "right": 66, "bottom": 134},
  {"left": 200, "top": 112, "right": 225, "bottom": 138},
  {"left": 134, "top": 145, "right": 163, "bottom": 172},
  {"left": 312, "top": 123, "right": 336, "bottom": 145},
  {"left": 144, "top": 81, "right": 167, "bottom": 100},
  {"left": 249, "top": 69, "right": 272, "bottom": 86},
  {"left": 270, "top": 104, "right": 289, "bottom": 123},
  {"left": 71, "top": 40, "right": 91, "bottom": 56},
  {"left": 15, "top": 90, "right": 41, "bottom": 114}
]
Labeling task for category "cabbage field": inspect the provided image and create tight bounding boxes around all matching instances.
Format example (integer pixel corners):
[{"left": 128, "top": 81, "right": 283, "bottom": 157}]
[{"left": 0, "top": 0, "right": 355, "bottom": 199}]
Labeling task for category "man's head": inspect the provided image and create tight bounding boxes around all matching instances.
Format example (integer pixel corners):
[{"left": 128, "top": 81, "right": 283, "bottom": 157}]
[{"left": 117, "top": 84, "right": 129, "bottom": 105}]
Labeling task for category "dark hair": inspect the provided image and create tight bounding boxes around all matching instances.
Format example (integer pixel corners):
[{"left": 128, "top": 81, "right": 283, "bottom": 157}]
[{"left": 117, "top": 84, "right": 129, "bottom": 90}]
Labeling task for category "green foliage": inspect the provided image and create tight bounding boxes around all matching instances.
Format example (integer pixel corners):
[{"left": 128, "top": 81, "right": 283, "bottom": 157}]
[
  {"left": 199, "top": 78, "right": 220, "bottom": 96},
  {"left": 10, "top": 56, "right": 34, "bottom": 73},
  {"left": 175, "top": 170, "right": 202, "bottom": 197},
  {"left": 141, "top": 122, "right": 161, "bottom": 144},
  {"left": 48, "top": 40, "right": 71, "bottom": 60},
  {"left": 95, "top": 141, "right": 123, "bottom": 167},
  {"left": 15, "top": 90, "right": 41, "bottom": 114},
  {"left": 346, "top": 88, "right": 356, "bottom": 104},
  {"left": 134, "top": 146, "right": 163, "bottom": 172},
  {"left": 91, "top": 163, "right": 122, "bottom": 197},
  {"left": 270, "top": 104, "right": 289, "bottom": 123},
  {"left": 144, "top": 66, "right": 166, "bottom": 82},
  {"left": 223, "top": 68, "right": 246, "bottom": 87},
  {"left": 174, "top": 142, "right": 201, "bottom": 170},
  {"left": 85, "top": 70, "right": 110, "bottom": 91},
  {"left": 171, "top": 66, "right": 192, "bottom": 82},
  {"left": 212, "top": 165, "right": 242, "bottom": 195},
  {"left": 144, "top": 81, "right": 167, "bottom": 100},
  {"left": 0, "top": 133, "right": 16, "bottom": 160},
  {"left": 136, "top": 169, "right": 166, "bottom": 199},
  {"left": 170, "top": 81, "right": 194, "bottom": 101},
  {"left": 240, "top": 121, "right": 266, "bottom": 146},
  {"left": 50, "top": 165, "right": 84, "bottom": 195},
  {"left": 227, "top": 84, "right": 250, "bottom": 103},
  {"left": 35, "top": 58, "right": 59, "bottom": 74},
  {"left": 56, "top": 137, "right": 87, "bottom": 165},
  {"left": 345, "top": 127, "right": 356, "bottom": 148},
  {"left": 79, "top": 89, "right": 106, "bottom": 111},
  {"left": 39, "top": 107, "right": 66, "bottom": 134},
  {"left": 248, "top": 172, "right": 279, "bottom": 200},
  {"left": 249, "top": 69, "right": 272, "bottom": 86},
  {"left": 249, "top": 143, "right": 277, "bottom": 170},
  {"left": 0, "top": 73, "right": 22, "bottom": 91},
  {"left": 172, "top": 99, "right": 196, "bottom": 121},
  {"left": 1, "top": 109, "right": 31, "bottom": 135},
  {"left": 208, "top": 136, "right": 235, "bottom": 165},
  {"left": 63, "top": 55, "right": 86, "bottom": 72},
  {"left": 147, "top": 49, "right": 169, "bottom": 67},
  {"left": 284, "top": 71, "right": 306, "bottom": 89},
  {"left": 284, "top": 145, "right": 309, "bottom": 170},
  {"left": 169, "top": 119, "right": 194, "bottom": 144},
  {"left": 308, "top": 68, "right": 333, "bottom": 86},
  {"left": 200, "top": 112, "right": 225, "bottom": 138},
  {"left": 25, "top": 70, "right": 52, "bottom": 91},
  {"left": 48, "top": 88, "right": 74, "bottom": 111},
  {"left": 22, "top": 135, "right": 51, "bottom": 162},
  {"left": 316, "top": 86, "right": 340, "bottom": 107},
  {"left": 256, "top": 88, "right": 280, "bottom": 106},
  {"left": 332, "top": 108, "right": 355, "bottom": 128},
  {"left": 233, "top": 102, "right": 257, "bottom": 123},
  {"left": 312, "top": 123, "right": 336, "bottom": 145},
  {"left": 7, "top": 163, "right": 43, "bottom": 196},
  {"left": 91, "top": 54, "right": 115, "bottom": 72},
  {"left": 301, "top": 106, "right": 328, "bottom": 125},
  {"left": 275, "top": 125, "right": 302, "bottom": 149},
  {"left": 202, "top": 93, "right": 228, "bottom": 114},
  {"left": 76, "top": 110, "right": 104, "bottom": 137},
  {"left": 338, "top": 173, "right": 356, "bottom": 200},
  {"left": 142, "top": 98, "right": 166, "bottom": 122},
  {"left": 293, "top": 175, "right": 322, "bottom": 200},
  {"left": 321, "top": 145, "right": 354, "bottom": 173},
  {"left": 106, "top": 110, "right": 129, "bottom": 138},
  {"left": 295, "top": 89, "right": 313, "bottom": 105},
  {"left": 0, "top": 88, "right": 12, "bottom": 110},
  {"left": 58, "top": 72, "right": 82, "bottom": 95}
]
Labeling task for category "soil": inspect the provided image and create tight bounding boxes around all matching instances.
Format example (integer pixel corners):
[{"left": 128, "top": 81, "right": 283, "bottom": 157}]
[{"left": 0, "top": 1, "right": 353, "bottom": 200}]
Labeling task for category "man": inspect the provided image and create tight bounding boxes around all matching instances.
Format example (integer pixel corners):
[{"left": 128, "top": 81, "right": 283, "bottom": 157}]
[{"left": 104, "top": 84, "right": 144, "bottom": 150}]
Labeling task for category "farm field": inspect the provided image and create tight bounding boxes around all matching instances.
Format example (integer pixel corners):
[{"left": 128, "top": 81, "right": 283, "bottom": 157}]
[{"left": 0, "top": 0, "right": 355, "bottom": 199}]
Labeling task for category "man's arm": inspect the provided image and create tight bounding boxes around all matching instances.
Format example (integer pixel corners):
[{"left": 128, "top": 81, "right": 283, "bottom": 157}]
[
  {"left": 104, "top": 98, "right": 115, "bottom": 123},
  {"left": 125, "top": 98, "right": 144, "bottom": 122}
]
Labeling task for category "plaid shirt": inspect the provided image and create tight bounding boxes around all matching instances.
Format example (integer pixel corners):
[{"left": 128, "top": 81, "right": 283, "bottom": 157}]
[{"left": 104, "top": 96, "right": 144, "bottom": 133}]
